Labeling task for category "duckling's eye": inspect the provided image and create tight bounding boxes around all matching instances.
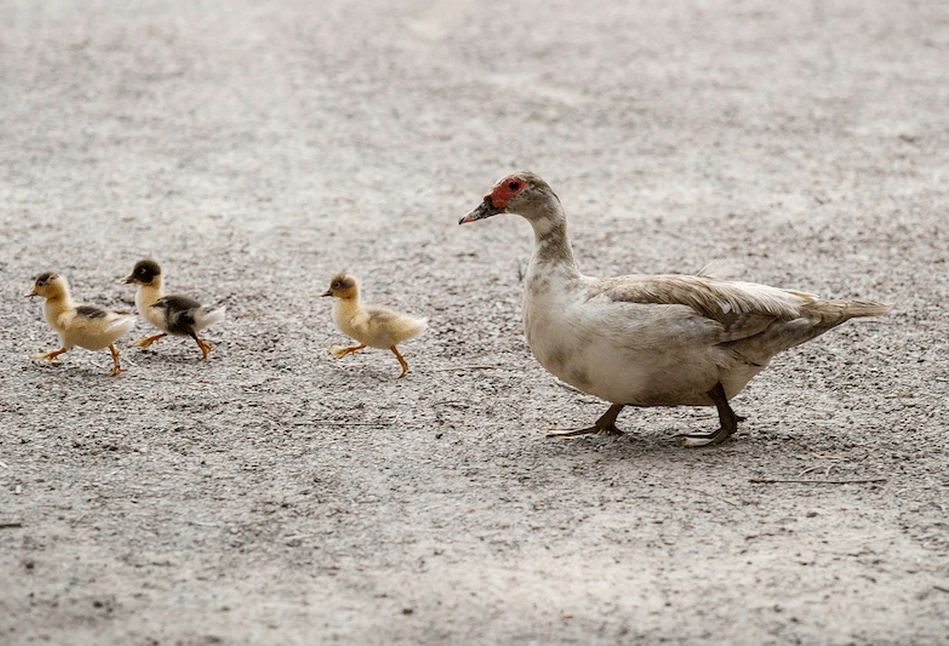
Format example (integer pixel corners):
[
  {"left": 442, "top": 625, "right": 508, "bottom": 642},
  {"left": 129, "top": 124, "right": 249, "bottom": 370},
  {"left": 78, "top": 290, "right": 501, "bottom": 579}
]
[
  {"left": 332, "top": 282, "right": 341, "bottom": 290},
  {"left": 508, "top": 181, "right": 520, "bottom": 191}
]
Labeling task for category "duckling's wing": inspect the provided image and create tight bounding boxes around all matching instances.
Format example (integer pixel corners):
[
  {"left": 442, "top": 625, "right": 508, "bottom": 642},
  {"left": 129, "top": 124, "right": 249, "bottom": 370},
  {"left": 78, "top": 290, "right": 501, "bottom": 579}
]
[
  {"left": 161, "top": 295, "right": 202, "bottom": 335},
  {"left": 162, "top": 294, "right": 203, "bottom": 311},
  {"left": 75, "top": 305, "right": 134, "bottom": 335},
  {"left": 588, "top": 274, "right": 815, "bottom": 342},
  {"left": 361, "top": 305, "right": 398, "bottom": 341},
  {"left": 363, "top": 305, "right": 427, "bottom": 345},
  {"left": 75, "top": 305, "right": 109, "bottom": 320}
]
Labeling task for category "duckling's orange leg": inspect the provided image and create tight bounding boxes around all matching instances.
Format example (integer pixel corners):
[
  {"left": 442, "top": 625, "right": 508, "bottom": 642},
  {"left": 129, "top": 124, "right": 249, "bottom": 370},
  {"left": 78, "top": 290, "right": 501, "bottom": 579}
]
[
  {"left": 31, "top": 347, "right": 68, "bottom": 363},
  {"left": 131, "top": 333, "right": 166, "bottom": 349},
  {"left": 678, "top": 382, "right": 739, "bottom": 448},
  {"left": 190, "top": 333, "right": 213, "bottom": 360},
  {"left": 390, "top": 345, "right": 409, "bottom": 379},
  {"left": 330, "top": 344, "right": 366, "bottom": 359},
  {"left": 546, "top": 403, "right": 626, "bottom": 438},
  {"left": 107, "top": 343, "right": 125, "bottom": 377}
]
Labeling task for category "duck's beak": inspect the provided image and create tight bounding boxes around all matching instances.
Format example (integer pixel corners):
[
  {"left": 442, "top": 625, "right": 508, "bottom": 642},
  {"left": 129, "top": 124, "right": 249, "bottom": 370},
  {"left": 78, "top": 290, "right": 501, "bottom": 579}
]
[
  {"left": 321, "top": 290, "right": 333, "bottom": 297},
  {"left": 459, "top": 196, "right": 503, "bottom": 224},
  {"left": 24, "top": 289, "right": 37, "bottom": 299},
  {"left": 123, "top": 275, "right": 137, "bottom": 284}
]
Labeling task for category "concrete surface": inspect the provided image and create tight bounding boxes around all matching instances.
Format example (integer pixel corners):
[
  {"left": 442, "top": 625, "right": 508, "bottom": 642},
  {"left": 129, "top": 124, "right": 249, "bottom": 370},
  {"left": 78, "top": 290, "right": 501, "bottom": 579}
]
[{"left": 1, "top": 0, "right": 948, "bottom": 643}]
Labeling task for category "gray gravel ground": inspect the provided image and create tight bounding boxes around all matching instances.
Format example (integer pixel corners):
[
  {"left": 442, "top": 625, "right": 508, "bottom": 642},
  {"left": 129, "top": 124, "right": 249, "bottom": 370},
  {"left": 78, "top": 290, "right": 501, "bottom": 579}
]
[{"left": 2, "top": 0, "right": 948, "bottom": 644}]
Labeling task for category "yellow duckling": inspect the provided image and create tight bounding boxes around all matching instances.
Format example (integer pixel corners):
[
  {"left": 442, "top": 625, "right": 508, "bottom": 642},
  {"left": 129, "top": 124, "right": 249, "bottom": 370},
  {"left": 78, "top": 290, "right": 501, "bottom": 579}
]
[
  {"left": 323, "top": 273, "right": 427, "bottom": 379},
  {"left": 123, "top": 259, "right": 225, "bottom": 360},
  {"left": 26, "top": 272, "right": 135, "bottom": 376}
]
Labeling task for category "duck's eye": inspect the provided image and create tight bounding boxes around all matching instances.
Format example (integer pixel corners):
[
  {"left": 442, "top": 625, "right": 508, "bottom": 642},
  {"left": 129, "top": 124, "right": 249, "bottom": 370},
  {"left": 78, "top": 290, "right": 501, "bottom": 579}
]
[
  {"left": 508, "top": 181, "right": 520, "bottom": 191},
  {"left": 332, "top": 282, "right": 341, "bottom": 290}
]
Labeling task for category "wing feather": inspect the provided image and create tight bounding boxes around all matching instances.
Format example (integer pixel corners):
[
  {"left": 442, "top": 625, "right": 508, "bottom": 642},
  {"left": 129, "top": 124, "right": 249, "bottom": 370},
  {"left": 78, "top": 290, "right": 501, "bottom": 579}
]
[{"left": 587, "top": 274, "right": 818, "bottom": 342}]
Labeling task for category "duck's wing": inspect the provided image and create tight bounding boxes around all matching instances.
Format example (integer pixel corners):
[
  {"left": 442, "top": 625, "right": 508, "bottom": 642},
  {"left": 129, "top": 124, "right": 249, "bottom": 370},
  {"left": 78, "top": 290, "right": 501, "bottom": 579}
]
[
  {"left": 162, "top": 294, "right": 203, "bottom": 312},
  {"left": 75, "top": 305, "right": 108, "bottom": 319},
  {"left": 69, "top": 304, "right": 134, "bottom": 339},
  {"left": 363, "top": 305, "right": 427, "bottom": 344},
  {"left": 587, "top": 274, "right": 817, "bottom": 343},
  {"left": 161, "top": 295, "right": 202, "bottom": 335}
]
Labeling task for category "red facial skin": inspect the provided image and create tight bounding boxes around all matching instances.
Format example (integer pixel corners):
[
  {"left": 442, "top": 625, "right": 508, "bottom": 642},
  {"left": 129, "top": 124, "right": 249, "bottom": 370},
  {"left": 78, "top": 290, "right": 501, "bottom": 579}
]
[{"left": 490, "top": 176, "right": 526, "bottom": 209}]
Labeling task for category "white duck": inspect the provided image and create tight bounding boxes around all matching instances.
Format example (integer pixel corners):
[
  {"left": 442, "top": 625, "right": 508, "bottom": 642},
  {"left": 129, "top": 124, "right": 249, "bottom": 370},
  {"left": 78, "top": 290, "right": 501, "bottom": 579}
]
[
  {"left": 459, "top": 171, "right": 892, "bottom": 446},
  {"left": 26, "top": 272, "right": 135, "bottom": 376}
]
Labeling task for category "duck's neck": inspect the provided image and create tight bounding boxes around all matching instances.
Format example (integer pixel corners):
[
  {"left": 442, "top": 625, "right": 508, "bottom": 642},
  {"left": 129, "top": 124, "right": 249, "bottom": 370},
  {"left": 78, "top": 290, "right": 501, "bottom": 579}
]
[
  {"left": 137, "top": 279, "right": 165, "bottom": 307},
  {"left": 333, "top": 295, "right": 363, "bottom": 320},
  {"left": 529, "top": 215, "right": 580, "bottom": 279},
  {"left": 43, "top": 292, "right": 74, "bottom": 328}
]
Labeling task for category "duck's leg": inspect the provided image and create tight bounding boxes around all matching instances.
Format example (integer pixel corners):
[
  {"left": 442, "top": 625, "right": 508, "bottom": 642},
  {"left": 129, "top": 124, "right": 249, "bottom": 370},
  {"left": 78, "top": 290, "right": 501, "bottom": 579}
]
[
  {"left": 679, "top": 382, "right": 739, "bottom": 448},
  {"left": 131, "top": 333, "right": 167, "bottom": 349},
  {"left": 107, "top": 344, "right": 125, "bottom": 376},
  {"left": 190, "top": 332, "right": 213, "bottom": 360},
  {"left": 330, "top": 344, "right": 366, "bottom": 358},
  {"left": 390, "top": 345, "right": 409, "bottom": 379},
  {"left": 32, "top": 347, "right": 68, "bottom": 363},
  {"left": 547, "top": 404, "right": 626, "bottom": 438}
]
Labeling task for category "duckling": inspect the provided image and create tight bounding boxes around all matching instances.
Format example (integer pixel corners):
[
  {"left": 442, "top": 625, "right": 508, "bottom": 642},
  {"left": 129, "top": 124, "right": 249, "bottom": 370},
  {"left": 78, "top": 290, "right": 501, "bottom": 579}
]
[
  {"left": 26, "top": 272, "right": 135, "bottom": 376},
  {"left": 124, "top": 259, "right": 225, "bottom": 360},
  {"left": 322, "top": 273, "right": 427, "bottom": 379},
  {"left": 460, "top": 171, "right": 892, "bottom": 446}
]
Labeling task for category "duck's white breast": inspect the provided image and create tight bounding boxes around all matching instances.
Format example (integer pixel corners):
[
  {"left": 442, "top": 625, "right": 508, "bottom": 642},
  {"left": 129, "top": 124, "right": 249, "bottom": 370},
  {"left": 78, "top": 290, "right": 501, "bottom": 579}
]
[
  {"left": 136, "top": 286, "right": 167, "bottom": 330},
  {"left": 523, "top": 267, "right": 750, "bottom": 406}
]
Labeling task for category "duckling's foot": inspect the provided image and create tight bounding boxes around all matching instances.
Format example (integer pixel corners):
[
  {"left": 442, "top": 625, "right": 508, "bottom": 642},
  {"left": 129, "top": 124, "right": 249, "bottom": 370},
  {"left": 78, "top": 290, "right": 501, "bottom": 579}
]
[
  {"left": 330, "top": 344, "right": 366, "bottom": 359},
  {"left": 195, "top": 337, "right": 213, "bottom": 360},
  {"left": 32, "top": 348, "right": 67, "bottom": 363},
  {"left": 678, "top": 382, "right": 739, "bottom": 448},
  {"left": 547, "top": 404, "right": 626, "bottom": 438},
  {"left": 390, "top": 346, "right": 409, "bottom": 379},
  {"left": 131, "top": 333, "right": 166, "bottom": 349},
  {"left": 107, "top": 344, "right": 125, "bottom": 377}
]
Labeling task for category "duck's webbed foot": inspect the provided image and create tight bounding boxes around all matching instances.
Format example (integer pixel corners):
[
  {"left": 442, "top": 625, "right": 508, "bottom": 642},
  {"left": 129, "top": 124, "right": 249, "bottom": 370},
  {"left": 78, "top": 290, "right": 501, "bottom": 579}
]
[
  {"left": 131, "top": 333, "right": 166, "bottom": 349},
  {"left": 547, "top": 404, "right": 626, "bottom": 438},
  {"left": 32, "top": 348, "right": 67, "bottom": 363},
  {"left": 678, "top": 382, "right": 740, "bottom": 448},
  {"left": 329, "top": 344, "right": 366, "bottom": 359}
]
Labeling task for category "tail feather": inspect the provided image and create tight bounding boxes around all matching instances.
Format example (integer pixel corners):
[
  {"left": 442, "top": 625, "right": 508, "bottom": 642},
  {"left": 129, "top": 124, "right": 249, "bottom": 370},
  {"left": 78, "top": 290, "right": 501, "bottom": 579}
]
[
  {"left": 194, "top": 306, "right": 226, "bottom": 331},
  {"left": 728, "top": 298, "right": 891, "bottom": 365},
  {"left": 801, "top": 299, "right": 893, "bottom": 327},
  {"left": 107, "top": 314, "right": 136, "bottom": 337}
]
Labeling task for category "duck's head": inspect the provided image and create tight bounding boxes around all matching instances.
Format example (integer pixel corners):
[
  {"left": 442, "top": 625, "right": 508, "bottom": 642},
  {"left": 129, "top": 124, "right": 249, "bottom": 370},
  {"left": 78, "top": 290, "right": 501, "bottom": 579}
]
[
  {"left": 26, "top": 272, "right": 68, "bottom": 300},
  {"left": 322, "top": 273, "right": 359, "bottom": 300},
  {"left": 459, "top": 171, "right": 562, "bottom": 231},
  {"left": 125, "top": 259, "right": 162, "bottom": 286}
]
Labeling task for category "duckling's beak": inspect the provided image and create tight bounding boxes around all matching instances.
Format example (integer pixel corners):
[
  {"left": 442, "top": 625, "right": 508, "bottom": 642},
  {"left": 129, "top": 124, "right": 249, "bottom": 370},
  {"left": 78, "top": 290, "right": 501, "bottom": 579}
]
[
  {"left": 321, "top": 290, "right": 333, "bottom": 297},
  {"left": 123, "top": 275, "right": 137, "bottom": 284},
  {"left": 459, "top": 195, "right": 503, "bottom": 224},
  {"left": 24, "top": 289, "right": 37, "bottom": 299}
]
